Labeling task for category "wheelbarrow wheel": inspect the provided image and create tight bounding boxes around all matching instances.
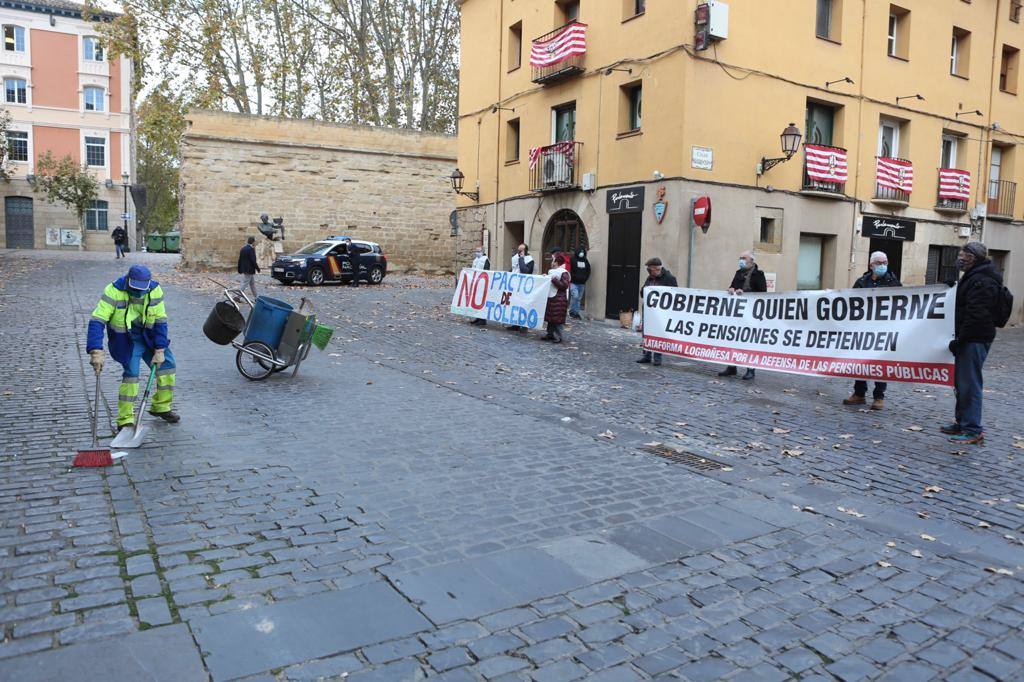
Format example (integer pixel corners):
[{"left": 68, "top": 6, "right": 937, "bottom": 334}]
[{"left": 236, "top": 341, "right": 276, "bottom": 381}]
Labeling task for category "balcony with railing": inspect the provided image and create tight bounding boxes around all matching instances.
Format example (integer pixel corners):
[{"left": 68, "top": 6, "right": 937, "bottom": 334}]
[
  {"left": 987, "top": 179, "right": 1017, "bottom": 219},
  {"left": 529, "top": 142, "right": 581, "bottom": 193},
  {"left": 801, "top": 144, "right": 848, "bottom": 198},
  {"left": 873, "top": 156, "right": 912, "bottom": 206},
  {"left": 530, "top": 22, "right": 587, "bottom": 85},
  {"left": 935, "top": 168, "right": 970, "bottom": 213}
]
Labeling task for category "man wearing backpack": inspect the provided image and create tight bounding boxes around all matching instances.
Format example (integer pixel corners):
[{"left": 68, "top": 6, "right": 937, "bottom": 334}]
[{"left": 943, "top": 241, "right": 1011, "bottom": 445}]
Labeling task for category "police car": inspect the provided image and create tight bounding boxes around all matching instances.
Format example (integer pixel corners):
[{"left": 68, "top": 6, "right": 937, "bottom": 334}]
[{"left": 271, "top": 237, "right": 388, "bottom": 286}]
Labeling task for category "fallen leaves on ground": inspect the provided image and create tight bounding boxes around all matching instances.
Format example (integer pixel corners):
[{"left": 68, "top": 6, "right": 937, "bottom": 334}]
[
  {"left": 905, "top": 425, "right": 924, "bottom": 432},
  {"left": 910, "top": 549, "right": 923, "bottom": 558},
  {"left": 772, "top": 427, "right": 790, "bottom": 434},
  {"left": 920, "top": 533, "right": 936, "bottom": 541},
  {"left": 837, "top": 506, "right": 865, "bottom": 518},
  {"left": 924, "top": 485, "right": 944, "bottom": 493},
  {"left": 598, "top": 430, "right": 616, "bottom": 439},
  {"left": 985, "top": 567, "right": 1014, "bottom": 576},
  {"left": 877, "top": 560, "right": 892, "bottom": 568},
  {"left": 782, "top": 448, "right": 804, "bottom": 457}
]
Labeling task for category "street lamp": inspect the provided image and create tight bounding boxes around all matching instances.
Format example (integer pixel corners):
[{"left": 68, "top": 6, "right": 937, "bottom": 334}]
[
  {"left": 757, "top": 123, "right": 802, "bottom": 175},
  {"left": 121, "top": 171, "right": 130, "bottom": 245},
  {"left": 449, "top": 168, "right": 479, "bottom": 202}
]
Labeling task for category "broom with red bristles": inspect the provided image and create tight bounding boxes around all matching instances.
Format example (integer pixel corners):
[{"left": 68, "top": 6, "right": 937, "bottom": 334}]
[{"left": 73, "top": 369, "right": 125, "bottom": 467}]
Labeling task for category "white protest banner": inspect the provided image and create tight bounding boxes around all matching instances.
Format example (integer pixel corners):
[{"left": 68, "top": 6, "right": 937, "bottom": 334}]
[
  {"left": 451, "top": 268, "right": 552, "bottom": 328},
  {"left": 642, "top": 284, "right": 955, "bottom": 386}
]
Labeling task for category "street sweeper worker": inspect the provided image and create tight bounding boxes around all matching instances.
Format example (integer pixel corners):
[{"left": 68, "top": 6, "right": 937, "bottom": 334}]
[{"left": 86, "top": 264, "right": 179, "bottom": 430}]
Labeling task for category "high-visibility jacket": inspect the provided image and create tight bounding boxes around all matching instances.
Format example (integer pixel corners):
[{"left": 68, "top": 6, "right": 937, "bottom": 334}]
[{"left": 87, "top": 275, "right": 169, "bottom": 365}]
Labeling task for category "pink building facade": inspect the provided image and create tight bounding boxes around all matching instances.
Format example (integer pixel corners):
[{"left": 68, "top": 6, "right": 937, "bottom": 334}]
[{"left": 0, "top": 0, "right": 134, "bottom": 251}]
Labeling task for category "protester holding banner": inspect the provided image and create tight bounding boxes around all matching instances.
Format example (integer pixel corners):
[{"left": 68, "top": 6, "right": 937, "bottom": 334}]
[
  {"left": 943, "top": 242, "right": 1003, "bottom": 445},
  {"left": 843, "top": 251, "right": 901, "bottom": 410},
  {"left": 508, "top": 244, "right": 535, "bottom": 331},
  {"left": 569, "top": 248, "right": 591, "bottom": 320},
  {"left": 637, "top": 257, "right": 678, "bottom": 366},
  {"left": 542, "top": 253, "right": 571, "bottom": 343},
  {"left": 469, "top": 248, "right": 491, "bottom": 326},
  {"left": 718, "top": 251, "right": 768, "bottom": 380}
]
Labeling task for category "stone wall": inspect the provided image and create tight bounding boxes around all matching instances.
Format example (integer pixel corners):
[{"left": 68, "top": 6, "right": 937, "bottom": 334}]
[{"left": 179, "top": 110, "right": 461, "bottom": 273}]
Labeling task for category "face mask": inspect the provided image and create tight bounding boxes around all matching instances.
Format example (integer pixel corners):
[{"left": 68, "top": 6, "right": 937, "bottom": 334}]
[
  {"left": 873, "top": 265, "right": 887, "bottom": 277},
  {"left": 738, "top": 259, "right": 748, "bottom": 270},
  {"left": 956, "top": 258, "right": 968, "bottom": 270}
]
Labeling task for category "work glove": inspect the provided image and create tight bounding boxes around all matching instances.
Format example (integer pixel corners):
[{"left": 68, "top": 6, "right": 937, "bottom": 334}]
[
  {"left": 153, "top": 348, "right": 165, "bottom": 368},
  {"left": 89, "top": 349, "right": 104, "bottom": 373},
  {"left": 948, "top": 340, "right": 960, "bottom": 355}
]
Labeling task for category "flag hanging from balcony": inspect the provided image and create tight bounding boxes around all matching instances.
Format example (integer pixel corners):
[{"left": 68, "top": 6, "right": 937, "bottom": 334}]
[
  {"left": 804, "top": 145, "right": 849, "bottom": 183},
  {"left": 530, "top": 22, "right": 588, "bottom": 68},
  {"left": 876, "top": 157, "right": 914, "bottom": 193},
  {"left": 938, "top": 168, "right": 971, "bottom": 200},
  {"left": 528, "top": 142, "right": 575, "bottom": 170}
]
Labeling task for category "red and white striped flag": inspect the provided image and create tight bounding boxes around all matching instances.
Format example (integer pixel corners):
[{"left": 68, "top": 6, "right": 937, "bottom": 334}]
[
  {"left": 876, "top": 157, "right": 914, "bottom": 193},
  {"left": 938, "top": 168, "right": 971, "bottom": 200},
  {"left": 530, "top": 22, "right": 587, "bottom": 68},
  {"left": 528, "top": 146, "right": 542, "bottom": 170},
  {"left": 529, "top": 142, "right": 576, "bottom": 170},
  {"left": 804, "top": 145, "right": 848, "bottom": 183}
]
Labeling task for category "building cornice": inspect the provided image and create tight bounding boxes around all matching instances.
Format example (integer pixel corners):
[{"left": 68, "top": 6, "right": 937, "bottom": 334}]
[{"left": 0, "top": 0, "right": 116, "bottom": 22}]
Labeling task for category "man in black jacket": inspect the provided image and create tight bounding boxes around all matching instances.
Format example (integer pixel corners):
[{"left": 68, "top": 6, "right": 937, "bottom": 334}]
[
  {"left": 111, "top": 226, "right": 127, "bottom": 259},
  {"left": 843, "top": 251, "right": 902, "bottom": 410},
  {"left": 237, "top": 236, "right": 260, "bottom": 299},
  {"left": 345, "top": 238, "right": 361, "bottom": 288},
  {"left": 637, "top": 257, "right": 678, "bottom": 367},
  {"left": 719, "top": 250, "right": 768, "bottom": 380},
  {"left": 942, "top": 241, "right": 1001, "bottom": 444},
  {"left": 569, "top": 248, "right": 591, "bottom": 319}
]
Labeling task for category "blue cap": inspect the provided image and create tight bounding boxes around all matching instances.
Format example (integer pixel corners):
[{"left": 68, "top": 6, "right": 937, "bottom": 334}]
[{"left": 127, "top": 264, "right": 152, "bottom": 291}]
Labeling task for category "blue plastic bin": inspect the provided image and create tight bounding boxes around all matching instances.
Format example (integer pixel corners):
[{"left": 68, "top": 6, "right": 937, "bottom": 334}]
[{"left": 244, "top": 296, "right": 294, "bottom": 349}]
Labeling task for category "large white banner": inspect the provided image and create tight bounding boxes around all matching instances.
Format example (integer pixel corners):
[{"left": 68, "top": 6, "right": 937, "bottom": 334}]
[
  {"left": 451, "top": 268, "right": 552, "bottom": 329},
  {"left": 642, "top": 285, "right": 956, "bottom": 386}
]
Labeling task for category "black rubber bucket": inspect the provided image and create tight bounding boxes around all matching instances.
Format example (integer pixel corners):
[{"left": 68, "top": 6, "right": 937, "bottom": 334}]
[{"left": 204, "top": 301, "right": 246, "bottom": 345}]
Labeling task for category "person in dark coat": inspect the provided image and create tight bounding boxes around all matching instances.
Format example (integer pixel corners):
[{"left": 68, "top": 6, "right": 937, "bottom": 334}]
[
  {"left": 719, "top": 250, "right": 768, "bottom": 379},
  {"left": 345, "top": 238, "right": 360, "bottom": 287},
  {"left": 842, "top": 251, "right": 902, "bottom": 410},
  {"left": 637, "top": 257, "right": 678, "bottom": 366},
  {"left": 942, "top": 241, "right": 1002, "bottom": 444},
  {"left": 569, "top": 248, "right": 591, "bottom": 319},
  {"left": 111, "top": 226, "right": 127, "bottom": 259},
  {"left": 237, "top": 236, "right": 260, "bottom": 299},
  {"left": 542, "top": 252, "right": 571, "bottom": 343}
]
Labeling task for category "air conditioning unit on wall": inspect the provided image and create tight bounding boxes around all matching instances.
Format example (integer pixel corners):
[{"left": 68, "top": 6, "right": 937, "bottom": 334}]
[{"left": 543, "top": 150, "right": 572, "bottom": 187}]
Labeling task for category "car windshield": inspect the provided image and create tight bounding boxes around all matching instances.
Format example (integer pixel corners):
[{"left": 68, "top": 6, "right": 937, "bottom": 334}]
[{"left": 294, "top": 242, "right": 333, "bottom": 255}]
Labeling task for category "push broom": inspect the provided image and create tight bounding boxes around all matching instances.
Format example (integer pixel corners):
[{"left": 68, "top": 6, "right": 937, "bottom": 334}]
[{"left": 73, "top": 368, "right": 126, "bottom": 467}]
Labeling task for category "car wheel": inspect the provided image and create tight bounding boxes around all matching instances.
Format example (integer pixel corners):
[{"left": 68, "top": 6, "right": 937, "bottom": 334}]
[
  {"left": 307, "top": 266, "right": 325, "bottom": 286},
  {"left": 368, "top": 266, "right": 384, "bottom": 285}
]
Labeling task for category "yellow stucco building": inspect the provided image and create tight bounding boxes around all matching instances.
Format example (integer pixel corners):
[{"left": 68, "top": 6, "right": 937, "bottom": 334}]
[{"left": 455, "top": 0, "right": 1024, "bottom": 321}]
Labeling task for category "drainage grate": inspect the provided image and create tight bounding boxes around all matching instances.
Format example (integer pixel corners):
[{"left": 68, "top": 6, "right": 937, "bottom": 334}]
[{"left": 643, "top": 445, "right": 731, "bottom": 471}]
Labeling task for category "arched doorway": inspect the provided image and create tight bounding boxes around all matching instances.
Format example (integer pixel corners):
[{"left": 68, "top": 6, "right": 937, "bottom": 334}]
[{"left": 540, "top": 209, "right": 588, "bottom": 272}]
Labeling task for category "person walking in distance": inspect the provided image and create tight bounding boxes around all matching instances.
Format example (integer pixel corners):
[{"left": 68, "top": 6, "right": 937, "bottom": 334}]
[
  {"left": 237, "top": 236, "right": 260, "bottom": 300},
  {"left": 718, "top": 250, "right": 767, "bottom": 379},
  {"left": 470, "top": 247, "right": 490, "bottom": 326},
  {"left": 942, "top": 242, "right": 1006, "bottom": 445},
  {"left": 637, "top": 258, "right": 678, "bottom": 366},
  {"left": 543, "top": 252, "right": 571, "bottom": 343},
  {"left": 843, "top": 251, "right": 901, "bottom": 410},
  {"left": 508, "top": 244, "right": 535, "bottom": 331},
  {"left": 111, "top": 225, "right": 128, "bottom": 259},
  {"left": 86, "top": 264, "right": 179, "bottom": 430},
  {"left": 345, "top": 238, "right": 361, "bottom": 288},
  {"left": 569, "top": 247, "right": 591, "bottom": 320}
]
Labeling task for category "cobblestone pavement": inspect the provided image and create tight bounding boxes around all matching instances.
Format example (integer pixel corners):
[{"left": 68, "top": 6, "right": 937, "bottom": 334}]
[{"left": 1, "top": 249, "right": 1023, "bottom": 681}]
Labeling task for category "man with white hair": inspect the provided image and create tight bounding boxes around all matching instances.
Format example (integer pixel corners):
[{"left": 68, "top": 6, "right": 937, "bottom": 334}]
[
  {"left": 843, "top": 251, "right": 901, "bottom": 410},
  {"left": 719, "top": 250, "right": 767, "bottom": 379}
]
